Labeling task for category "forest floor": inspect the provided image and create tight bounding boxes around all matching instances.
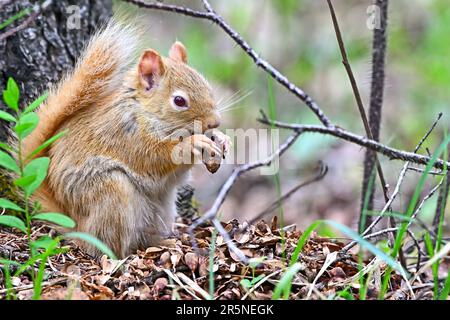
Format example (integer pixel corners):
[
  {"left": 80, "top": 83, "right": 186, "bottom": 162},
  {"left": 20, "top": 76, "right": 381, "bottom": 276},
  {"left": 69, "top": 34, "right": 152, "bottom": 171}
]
[{"left": 0, "top": 216, "right": 441, "bottom": 300}]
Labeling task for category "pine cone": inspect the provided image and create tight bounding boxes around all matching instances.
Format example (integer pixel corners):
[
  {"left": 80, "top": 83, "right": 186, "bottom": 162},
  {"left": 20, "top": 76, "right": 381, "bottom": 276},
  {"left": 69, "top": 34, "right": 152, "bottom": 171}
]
[{"left": 176, "top": 185, "right": 198, "bottom": 219}]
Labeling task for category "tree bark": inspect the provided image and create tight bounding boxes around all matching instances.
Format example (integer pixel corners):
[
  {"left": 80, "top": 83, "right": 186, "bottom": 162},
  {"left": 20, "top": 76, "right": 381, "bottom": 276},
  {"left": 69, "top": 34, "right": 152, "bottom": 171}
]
[
  {"left": 0, "top": 0, "right": 113, "bottom": 140},
  {"left": 0, "top": 0, "right": 112, "bottom": 199}
]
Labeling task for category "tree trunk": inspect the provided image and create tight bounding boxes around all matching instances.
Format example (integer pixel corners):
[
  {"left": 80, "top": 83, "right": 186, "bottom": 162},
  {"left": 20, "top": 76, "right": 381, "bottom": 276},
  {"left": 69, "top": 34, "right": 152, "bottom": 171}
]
[
  {"left": 0, "top": 0, "right": 112, "bottom": 198},
  {"left": 0, "top": 0, "right": 113, "bottom": 140}
]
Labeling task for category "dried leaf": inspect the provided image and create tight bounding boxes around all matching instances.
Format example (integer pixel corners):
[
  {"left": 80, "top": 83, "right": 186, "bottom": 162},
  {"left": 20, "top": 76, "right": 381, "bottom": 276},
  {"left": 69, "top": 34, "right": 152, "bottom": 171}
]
[{"left": 184, "top": 252, "right": 199, "bottom": 273}]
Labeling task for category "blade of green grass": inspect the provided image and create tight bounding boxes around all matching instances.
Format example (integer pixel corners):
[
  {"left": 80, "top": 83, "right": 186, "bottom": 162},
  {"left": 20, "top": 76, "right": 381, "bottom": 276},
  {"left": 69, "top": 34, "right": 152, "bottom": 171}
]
[
  {"left": 433, "top": 137, "right": 448, "bottom": 299},
  {"left": 272, "top": 262, "right": 302, "bottom": 300},
  {"left": 359, "top": 167, "right": 376, "bottom": 300},
  {"left": 439, "top": 270, "right": 450, "bottom": 300},
  {"left": 0, "top": 8, "right": 32, "bottom": 31},
  {"left": 289, "top": 220, "right": 321, "bottom": 266},
  {"left": 360, "top": 168, "right": 376, "bottom": 233},
  {"left": 208, "top": 229, "right": 217, "bottom": 300}
]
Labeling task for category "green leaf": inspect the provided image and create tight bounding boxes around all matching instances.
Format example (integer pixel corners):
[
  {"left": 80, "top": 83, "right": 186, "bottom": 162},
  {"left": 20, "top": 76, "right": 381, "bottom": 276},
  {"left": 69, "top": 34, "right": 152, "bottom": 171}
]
[
  {"left": 27, "top": 129, "right": 67, "bottom": 160},
  {"left": 21, "top": 157, "right": 50, "bottom": 195},
  {"left": 251, "top": 274, "right": 265, "bottom": 285},
  {"left": 14, "top": 174, "right": 37, "bottom": 188},
  {"left": 0, "top": 215, "right": 26, "bottom": 232},
  {"left": 272, "top": 263, "right": 302, "bottom": 300},
  {"left": 31, "top": 235, "right": 55, "bottom": 250},
  {"left": 2, "top": 78, "right": 20, "bottom": 111},
  {"left": 0, "top": 111, "right": 16, "bottom": 122},
  {"left": 14, "top": 112, "right": 39, "bottom": 139},
  {"left": 0, "top": 198, "right": 24, "bottom": 212},
  {"left": 33, "top": 213, "right": 76, "bottom": 229},
  {"left": 0, "top": 259, "right": 21, "bottom": 267},
  {"left": 0, "top": 150, "right": 19, "bottom": 173},
  {"left": 240, "top": 279, "right": 252, "bottom": 289},
  {"left": 23, "top": 92, "right": 48, "bottom": 114},
  {"left": 64, "top": 232, "right": 117, "bottom": 260},
  {"left": 0, "top": 142, "right": 13, "bottom": 152},
  {"left": 335, "top": 288, "right": 355, "bottom": 300}
]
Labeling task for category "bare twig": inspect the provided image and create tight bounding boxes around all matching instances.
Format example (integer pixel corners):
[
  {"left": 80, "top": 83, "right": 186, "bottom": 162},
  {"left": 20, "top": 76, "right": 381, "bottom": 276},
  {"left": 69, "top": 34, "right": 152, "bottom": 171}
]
[
  {"left": 0, "top": 0, "right": 52, "bottom": 42},
  {"left": 124, "top": 0, "right": 331, "bottom": 127},
  {"left": 0, "top": 277, "right": 66, "bottom": 295},
  {"left": 407, "top": 167, "right": 444, "bottom": 176},
  {"left": 406, "top": 229, "right": 423, "bottom": 274},
  {"left": 0, "top": 11, "right": 39, "bottom": 42},
  {"left": 410, "top": 178, "right": 445, "bottom": 225},
  {"left": 258, "top": 116, "right": 449, "bottom": 170},
  {"left": 0, "top": 0, "right": 13, "bottom": 10},
  {"left": 362, "top": 227, "right": 398, "bottom": 241},
  {"left": 241, "top": 269, "right": 282, "bottom": 300}
]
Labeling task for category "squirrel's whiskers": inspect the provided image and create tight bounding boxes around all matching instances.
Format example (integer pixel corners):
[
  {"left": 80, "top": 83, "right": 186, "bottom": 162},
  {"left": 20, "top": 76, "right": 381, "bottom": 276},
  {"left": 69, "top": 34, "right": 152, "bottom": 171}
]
[{"left": 217, "top": 89, "right": 252, "bottom": 113}]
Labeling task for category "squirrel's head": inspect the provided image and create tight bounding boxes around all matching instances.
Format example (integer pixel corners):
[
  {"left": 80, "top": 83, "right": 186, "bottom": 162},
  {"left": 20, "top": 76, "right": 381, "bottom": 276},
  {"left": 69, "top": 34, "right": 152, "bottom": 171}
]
[{"left": 133, "top": 42, "right": 220, "bottom": 137}]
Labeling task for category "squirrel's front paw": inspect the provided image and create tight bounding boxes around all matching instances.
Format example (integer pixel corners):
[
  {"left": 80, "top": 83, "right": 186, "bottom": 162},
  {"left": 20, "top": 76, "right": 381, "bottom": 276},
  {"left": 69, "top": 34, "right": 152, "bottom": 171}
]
[
  {"left": 188, "top": 134, "right": 223, "bottom": 159},
  {"left": 211, "top": 130, "right": 232, "bottom": 159}
]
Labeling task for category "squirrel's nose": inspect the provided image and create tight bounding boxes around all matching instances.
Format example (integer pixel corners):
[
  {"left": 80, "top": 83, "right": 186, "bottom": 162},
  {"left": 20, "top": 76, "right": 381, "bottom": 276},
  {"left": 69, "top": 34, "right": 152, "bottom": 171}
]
[{"left": 206, "top": 116, "right": 221, "bottom": 129}]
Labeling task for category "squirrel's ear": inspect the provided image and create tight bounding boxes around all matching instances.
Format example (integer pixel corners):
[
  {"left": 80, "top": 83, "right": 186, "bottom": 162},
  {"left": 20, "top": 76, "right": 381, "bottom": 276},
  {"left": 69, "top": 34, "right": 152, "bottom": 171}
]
[
  {"left": 169, "top": 41, "right": 188, "bottom": 63},
  {"left": 138, "top": 49, "right": 165, "bottom": 92}
]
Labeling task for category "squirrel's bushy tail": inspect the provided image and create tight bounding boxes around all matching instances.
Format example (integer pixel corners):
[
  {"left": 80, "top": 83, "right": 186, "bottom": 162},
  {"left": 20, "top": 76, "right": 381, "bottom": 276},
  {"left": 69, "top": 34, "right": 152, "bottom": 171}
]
[
  {"left": 17, "top": 21, "right": 140, "bottom": 212},
  {"left": 21, "top": 21, "right": 139, "bottom": 158}
]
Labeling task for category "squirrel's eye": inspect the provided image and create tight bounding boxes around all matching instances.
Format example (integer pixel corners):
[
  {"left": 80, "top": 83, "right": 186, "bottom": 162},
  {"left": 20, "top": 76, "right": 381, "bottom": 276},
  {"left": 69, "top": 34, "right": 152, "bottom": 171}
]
[{"left": 173, "top": 96, "right": 187, "bottom": 108}]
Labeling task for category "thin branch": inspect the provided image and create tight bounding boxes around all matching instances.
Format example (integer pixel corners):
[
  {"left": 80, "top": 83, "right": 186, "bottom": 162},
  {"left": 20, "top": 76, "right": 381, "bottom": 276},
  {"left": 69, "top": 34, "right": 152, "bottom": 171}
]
[
  {"left": 407, "top": 167, "right": 444, "bottom": 176},
  {"left": 0, "top": 0, "right": 12, "bottom": 10},
  {"left": 0, "top": 0, "right": 52, "bottom": 42},
  {"left": 410, "top": 178, "right": 445, "bottom": 226},
  {"left": 258, "top": 116, "right": 449, "bottom": 170},
  {"left": 363, "top": 227, "right": 398, "bottom": 240},
  {"left": 212, "top": 219, "right": 247, "bottom": 262},
  {"left": 124, "top": 0, "right": 332, "bottom": 127},
  {"left": 0, "top": 11, "right": 39, "bottom": 42},
  {"left": 406, "top": 229, "right": 423, "bottom": 274}
]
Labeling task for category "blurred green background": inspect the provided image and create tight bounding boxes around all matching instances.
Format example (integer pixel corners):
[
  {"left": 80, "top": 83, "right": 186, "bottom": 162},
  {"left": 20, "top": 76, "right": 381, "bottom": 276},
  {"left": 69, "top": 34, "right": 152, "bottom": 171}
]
[{"left": 116, "top": 0, "right": 449, "bottom": 231}]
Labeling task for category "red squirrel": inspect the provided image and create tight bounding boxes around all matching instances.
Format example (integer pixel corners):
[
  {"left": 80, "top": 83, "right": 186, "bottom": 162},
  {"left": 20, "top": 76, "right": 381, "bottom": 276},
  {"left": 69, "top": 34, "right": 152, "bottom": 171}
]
[{"left": 20, "top": 21, "right": 231, "bottom": 258}]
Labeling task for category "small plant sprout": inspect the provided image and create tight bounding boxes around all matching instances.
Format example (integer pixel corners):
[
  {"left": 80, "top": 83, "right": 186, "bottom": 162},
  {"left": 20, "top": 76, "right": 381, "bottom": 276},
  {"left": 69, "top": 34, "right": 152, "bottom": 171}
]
[{"left": 240, "top": 257, "right": 266, "bottom": 290}]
